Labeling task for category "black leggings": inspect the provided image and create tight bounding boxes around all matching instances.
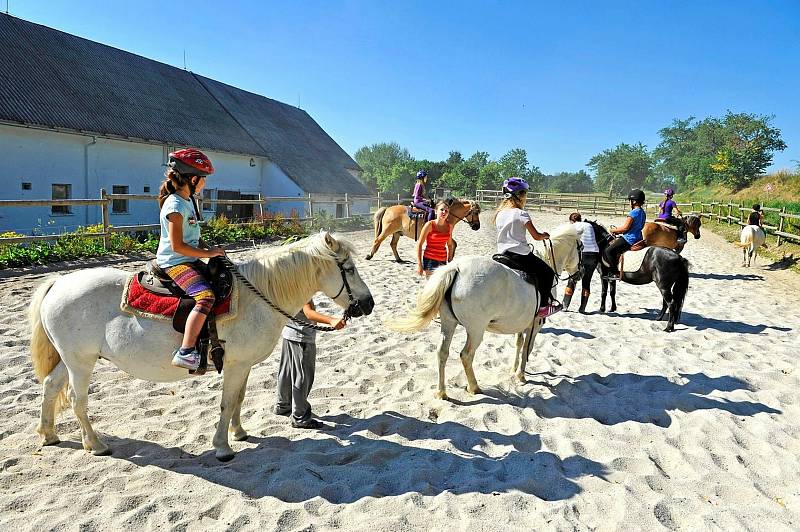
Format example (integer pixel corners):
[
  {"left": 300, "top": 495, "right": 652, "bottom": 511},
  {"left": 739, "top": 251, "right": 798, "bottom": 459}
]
[
  {"left": 603, "top": 238, "right": 631, "bottom": 272},
  {"left": 567, "top": 252, "right": 600, "bottom": 293},
  {"left": 502, "top": 250, "right": 555, "bottom": 306}
]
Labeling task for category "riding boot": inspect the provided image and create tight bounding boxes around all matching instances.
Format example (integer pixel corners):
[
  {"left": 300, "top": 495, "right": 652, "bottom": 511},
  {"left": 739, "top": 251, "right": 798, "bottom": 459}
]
[
  {"left": 578, "top": 289, "right": 590, "bottom": 313},
  {"left": 562, "top": 286, "right": 575, "bottom": 310}
]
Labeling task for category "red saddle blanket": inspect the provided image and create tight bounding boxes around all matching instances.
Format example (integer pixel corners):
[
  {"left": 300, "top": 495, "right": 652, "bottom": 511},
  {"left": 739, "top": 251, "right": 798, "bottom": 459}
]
[{"left": 125, "top": 275, "right": 232, "bottom": 318}]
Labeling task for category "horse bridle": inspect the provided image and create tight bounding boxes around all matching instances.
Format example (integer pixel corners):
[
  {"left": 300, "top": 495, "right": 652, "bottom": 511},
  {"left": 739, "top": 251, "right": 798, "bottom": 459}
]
[
  {"left": 543, "top": 238, "right": 583, "bottom": 286},
  {"left": 221, "top": 255, "right": 361, "bottom": 332},
  {"left": 447, "top": 202, "right": 480, "bottom": 227}
]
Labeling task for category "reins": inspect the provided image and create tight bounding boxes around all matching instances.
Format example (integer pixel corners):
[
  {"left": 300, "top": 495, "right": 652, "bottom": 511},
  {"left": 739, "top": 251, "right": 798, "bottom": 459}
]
[{"left": 220, "top": 255, "right": 352, "bottom": 332}]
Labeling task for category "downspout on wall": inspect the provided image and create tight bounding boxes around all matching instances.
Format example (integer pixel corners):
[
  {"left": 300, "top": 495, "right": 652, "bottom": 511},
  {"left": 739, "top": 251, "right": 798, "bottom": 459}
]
[{"left": 84, "top": 135, "right": 97, "bottom": 225}]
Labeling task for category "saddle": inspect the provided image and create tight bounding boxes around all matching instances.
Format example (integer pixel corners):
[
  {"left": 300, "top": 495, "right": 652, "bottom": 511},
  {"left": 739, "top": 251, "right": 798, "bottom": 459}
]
[
  {"left": 127, "top": 257, "right": 234, "bottom": 374},
  {"left": 492, "top": 254, "right": 537, "bottom": 285},
  {"left": 406, "top": 204, "right": 428, "bottom": 219}
]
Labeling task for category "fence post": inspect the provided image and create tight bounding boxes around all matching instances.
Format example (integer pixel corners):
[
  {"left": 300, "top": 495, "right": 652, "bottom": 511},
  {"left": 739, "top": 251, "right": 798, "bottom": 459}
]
[
  {"left": 345, "top": 193, "right": 351, "bottom": 218},
  {"left": 307, "top": 193, "right": 313, "bottom": 221},
  {"left": 739, "top": 202, "right": 744, "bottom": 225},
  {"left": 777, "top": 207, "right": 785, "bottom": 246},
  {"left": 593, "top": 196, "right": 597, "bottom": 215},
  {"left": 257, "top": 193, "right": 264, "bottom": 219},
  {"left": 100, "top": 188, "right": 110, "bottom": 249},
  {"left": 727, "top": 203, "right": 732, "bottom": 225},
  {"left": 376, "top": 191, "right": 381, "bottom": 212},
  {"left": 396, "top": 193, "right": 401, "bottom": 205}
]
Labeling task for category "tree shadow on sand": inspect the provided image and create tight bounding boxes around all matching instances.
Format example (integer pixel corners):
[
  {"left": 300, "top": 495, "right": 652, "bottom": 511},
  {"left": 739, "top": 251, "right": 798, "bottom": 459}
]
[
  {"left": 689, "top": 272, "right": 764, "bottom": 281},
  {"left": 518, "top": 371, "right": 780, "bottom": 427},
  {"left": 626, "top": 309, "right": 792, "bottom": 334},
  {"left": 95, "top": 411, "right": 607, "bottom": 503},
  {"left": 764, "top": 254, "right": 798, "bottom": 271}
]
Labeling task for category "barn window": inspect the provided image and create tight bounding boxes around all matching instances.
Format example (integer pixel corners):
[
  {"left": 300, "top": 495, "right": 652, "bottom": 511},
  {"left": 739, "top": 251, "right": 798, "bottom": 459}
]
[
  {"left": 202, "top": 188, "right": 215, "bottom": 211},
  {"left": 143, "top": 185, "right": 151, "bottom": 193},
  {"left": 22, "top": 182, "right": 32, "bottom": 190},
  {"left": 112, "top": 185, "right": 129, "bottom": 213},
  {"left": 51, "top": 184, "right": 72, "bottom": 215}
]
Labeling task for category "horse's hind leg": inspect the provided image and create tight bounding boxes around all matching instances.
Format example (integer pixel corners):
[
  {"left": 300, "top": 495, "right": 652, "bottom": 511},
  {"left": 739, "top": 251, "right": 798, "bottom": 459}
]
[
  {"left": 229, "top": 368, "right": 251, "bottom": 441},
  {"left": 366, "top": 224, "right": 394, "bottom": 260},
  {"left": 37, "top": 361, "right": 67, "bottom": 446},
  {"left": 66, "top": 358, "right": 109, "bottom": 455},
  {"left": 435, "top": 317, "right": 457, "bottom": 400},
  {"left": 516, "top": 319, "right": 544, "bottom": 381},
  {"left": 609, "top": 281, "right": 617, "bottom": 313},
  {"left": 460, "top": 329, "right": 485, "bottom": 395},
  {"left": 390, "top": 232, "right": 404, "bottom": 263}
]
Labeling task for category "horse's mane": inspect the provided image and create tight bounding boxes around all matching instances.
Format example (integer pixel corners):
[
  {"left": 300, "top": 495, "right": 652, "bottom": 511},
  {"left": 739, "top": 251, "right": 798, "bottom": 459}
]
[
  {"left": 533, "top": 223, "right": 578, "bottom": 268},
  {"left": 237, "top": 232, "right": 355, "bottom": 307}
]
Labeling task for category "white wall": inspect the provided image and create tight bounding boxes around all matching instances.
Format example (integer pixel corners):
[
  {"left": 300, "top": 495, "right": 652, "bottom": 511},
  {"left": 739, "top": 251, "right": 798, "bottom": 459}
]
[{"left": 262, "top": 161, "right": 307, "bottom": 218}]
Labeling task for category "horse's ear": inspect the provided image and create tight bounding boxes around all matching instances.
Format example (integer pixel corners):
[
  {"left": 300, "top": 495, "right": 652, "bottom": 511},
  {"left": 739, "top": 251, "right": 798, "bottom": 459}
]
[{"left": 323, "top": 231, "right": 340, "bottom": 252}]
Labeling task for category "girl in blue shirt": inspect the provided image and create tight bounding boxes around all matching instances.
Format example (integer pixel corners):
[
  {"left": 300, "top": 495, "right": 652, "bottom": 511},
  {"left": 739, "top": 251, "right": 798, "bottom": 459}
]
[{"left": 603, "top": 189, "right": 646, "bottom": 279}]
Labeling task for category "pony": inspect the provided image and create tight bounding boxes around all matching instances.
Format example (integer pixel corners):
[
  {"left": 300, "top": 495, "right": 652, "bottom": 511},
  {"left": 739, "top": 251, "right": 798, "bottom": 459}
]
[
  {"left": 589, "top": 221, "right": 689, "bottom": 332},
  {"left": 385, "top": 224, "right": 581, "bottom": 399},
  {"left": 365, "top": 198, "right": 481, "bottom": 262},
  {"left": 737, "top": 225, "right": 767, "bottom": 267},
  {"left": 28, "top": 232, "right": 374, "bottom": 461},
  {"left": 641, "top": 215, "right": 702, "bottom": 253}
]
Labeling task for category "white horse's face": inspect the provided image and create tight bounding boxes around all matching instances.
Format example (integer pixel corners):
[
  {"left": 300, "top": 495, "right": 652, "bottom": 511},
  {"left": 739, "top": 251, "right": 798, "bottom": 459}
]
[{"left": 318, "top": 233, "right": 374, "bottom": 317}]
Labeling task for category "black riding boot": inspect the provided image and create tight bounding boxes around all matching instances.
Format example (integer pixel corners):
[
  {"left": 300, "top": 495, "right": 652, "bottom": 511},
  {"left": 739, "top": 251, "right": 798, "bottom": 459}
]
[
  {"left": 578, "top": 289, "right": 590, "bottom": 314},
  {"left": 562, "top": 285, "right": 575, "bottom": 310}
]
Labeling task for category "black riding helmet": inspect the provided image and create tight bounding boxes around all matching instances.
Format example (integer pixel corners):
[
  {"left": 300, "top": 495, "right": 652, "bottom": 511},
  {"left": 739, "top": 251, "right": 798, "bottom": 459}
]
[{"left": 627, "top": 189, "right": 645, "bottom": 204}]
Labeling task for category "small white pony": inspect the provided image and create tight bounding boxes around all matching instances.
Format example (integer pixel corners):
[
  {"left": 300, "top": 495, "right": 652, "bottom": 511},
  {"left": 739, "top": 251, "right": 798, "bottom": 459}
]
[
  {"left": 738, "top": 225, "right": 767, "bottom": 267},
  {"left": 385, "top": 224, "right": 581, "bottom": 399},
  {"left": 29, "top": 232, "right": 373, "bottom": 461}
]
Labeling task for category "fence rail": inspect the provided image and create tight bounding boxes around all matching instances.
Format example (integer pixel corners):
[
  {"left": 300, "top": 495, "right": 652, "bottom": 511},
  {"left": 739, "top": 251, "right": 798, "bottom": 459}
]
[
  {"left": 0, "top": 190, "right": 377, "bottom": 246},
  {"left": 475, "top": 190, "right": 800, "bottom": 246}
]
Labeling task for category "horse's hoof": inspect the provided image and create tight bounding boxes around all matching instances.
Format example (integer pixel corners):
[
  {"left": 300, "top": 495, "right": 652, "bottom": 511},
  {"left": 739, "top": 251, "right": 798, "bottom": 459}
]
[
  {"left": 216, "top": 451, "right": 235, "bottom": 462},
  {"left": 41, "top": 437, "right": 60, "bottom": 447},
  {"left": 232, "top": 431, "right": 249, "bottom": 442},
  {"left": 91, "top": 447, "right": 111, "bottom": 457},
  {"left": 365, "top": 255, "right": 372, "bottom": 261},
  {"left": 466, "top": 386, "right": 482, "bottom": 395},
  {"left": 434, "top": 391, "right": 448, "bottom": 400},
  {"left": 515, "top": 372, "right": 526, "bottom": 383},
  {"left": 664, "top": 326, "right": 675, "bottom": 332}
]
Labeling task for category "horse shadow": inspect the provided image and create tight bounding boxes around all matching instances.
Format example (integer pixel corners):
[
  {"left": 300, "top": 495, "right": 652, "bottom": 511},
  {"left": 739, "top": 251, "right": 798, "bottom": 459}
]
[
  {"left": 689, "top": 272, "right": 764, "bottom": 281},
  {"left": 96, "top": 411, "right": 606, "bottom": 503},
  {"left": 765, "top": 254, "right": 798, "bottom": 271},
  {"left": 519, "top": 371, "right": 780, "bottom": 427},
  {"left": 541, "top": 327, "right": 596, "bottom": 339},
  {"left": 626, "top": 309, "right": 792, "bottom": 335}
]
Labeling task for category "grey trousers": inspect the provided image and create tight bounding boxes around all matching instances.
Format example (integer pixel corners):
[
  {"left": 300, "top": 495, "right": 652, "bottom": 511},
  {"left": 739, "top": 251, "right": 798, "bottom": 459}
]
[{"left": 275, "top": 338, "right": 316, "bottom": 422}]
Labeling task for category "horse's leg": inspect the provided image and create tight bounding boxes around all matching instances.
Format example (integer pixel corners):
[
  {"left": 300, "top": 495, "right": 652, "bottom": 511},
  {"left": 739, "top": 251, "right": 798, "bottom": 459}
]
[
  {"left": 37, "top": 361, "right": 67, "bottom": 446},
  {"left": 656, "top": 284, "right": 674, "bottom": 328},
  {"left": 516, "top": 319, "right": 544, "bottom": 382},
  {"left": 212, "top": 363, "right": 250, "bottom": 461},
  {"left": 609, "top": 280, "right": 617, "bottom": 313},
  {"left": 512, "top": 332, "right": 525, "bottom": 379},
  {"left": 366, "top": 225, "right": 394, "bottom": 260},
  {"left": 460, "top": 329, "right": 485, "bottom": 395},
  {"left": 656, "top": 299, "right": 669, "bottom": 321},
  {"left": 435, "top": 317, "right": 457, "bottom": 400},
  {"left": 67, "top": 358, "right": 109, "bottom": 455},
  {"left": 229, "top": 368, "right": 251, "bottom": 442},
  {"left": 390, "top": 232, "right": 403, "bottom": 263},
  {"left": 600, "top": 277, "right": 608, "bottom": 313}
]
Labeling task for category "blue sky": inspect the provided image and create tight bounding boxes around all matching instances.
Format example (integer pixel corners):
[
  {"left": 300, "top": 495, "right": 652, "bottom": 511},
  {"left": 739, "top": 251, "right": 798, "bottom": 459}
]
[{"left": 9, "top": 0, "right": 800, "bottom": 174}]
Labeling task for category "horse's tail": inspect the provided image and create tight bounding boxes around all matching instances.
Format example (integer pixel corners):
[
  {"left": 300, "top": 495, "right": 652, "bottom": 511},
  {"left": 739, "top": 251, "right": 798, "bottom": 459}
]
[
  {"left": 384, "top": 263, "right": 459, "bottom": 332},
  {"left": 28, "top": 277, "right": 69, "bottom": 413},
  {"left": 671, "top": 257, "right": 690, "bottom": 320},
  {"left": 373, "top": 207, "right": 387, "bottom": 239}
]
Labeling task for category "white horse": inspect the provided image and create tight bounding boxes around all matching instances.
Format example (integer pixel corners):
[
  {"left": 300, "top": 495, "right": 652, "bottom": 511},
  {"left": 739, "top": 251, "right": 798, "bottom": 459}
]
[
  {"left": 385, "top": 224, "right": 581, "bottom": 399},
  {"left": 738, "top": 225, "right": 767, "bottom": 267},
  {"left": 29, "top": 232, "right": 373, "bottom": 461}
]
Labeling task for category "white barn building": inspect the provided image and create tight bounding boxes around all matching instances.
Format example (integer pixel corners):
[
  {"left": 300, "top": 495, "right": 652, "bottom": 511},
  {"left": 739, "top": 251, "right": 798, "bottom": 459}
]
[{"left": 0, "top": 14, "right": 370, "bottom": 235}]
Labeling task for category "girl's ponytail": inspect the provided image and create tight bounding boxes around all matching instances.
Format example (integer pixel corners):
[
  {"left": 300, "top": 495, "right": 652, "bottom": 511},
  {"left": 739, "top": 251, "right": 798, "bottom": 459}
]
[{"left": 157, "top": 169, "right": 188, "bottom": 208}]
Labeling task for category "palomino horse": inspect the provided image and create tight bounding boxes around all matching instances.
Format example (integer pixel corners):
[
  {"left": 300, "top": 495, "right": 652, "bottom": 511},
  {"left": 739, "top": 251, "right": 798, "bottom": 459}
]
[
  {"left": 640, "top": 215, "right": 702, "bottom": 253},
  {"left": 589, "top": 221, "right": 689, "bottom": 332},
  {"left": 738, "top": 225, "right": 767, "bottom": 267},
  {"left": 29, "top": 232, "right": 374, "bottom": 461},
  {"left": 385, "top": 224, "right": 581, "bottom": 399},
  {"left": 365, "top": 199, "right": 481, "bottom": 262}
]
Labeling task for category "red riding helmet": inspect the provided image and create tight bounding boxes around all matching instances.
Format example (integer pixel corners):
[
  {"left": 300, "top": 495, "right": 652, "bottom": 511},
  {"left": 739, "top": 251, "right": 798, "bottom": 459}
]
[{"left": 168, "top": 148, "right": 215, "bottom": 177}]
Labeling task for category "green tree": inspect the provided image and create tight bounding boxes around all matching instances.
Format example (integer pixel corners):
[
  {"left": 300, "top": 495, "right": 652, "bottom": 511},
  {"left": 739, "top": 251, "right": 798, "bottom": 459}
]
[
  {"left": 354, "top": 142, "right": 412, "bottom": 193},
  {"left": 377, "top": 160, "right": 418, "bottom": 196},
  {"left": 587, "top": 143, "right": 653, "bottom": 196},
  {"left": 548, "top": 170, "right": 594, "bottom": 193}
]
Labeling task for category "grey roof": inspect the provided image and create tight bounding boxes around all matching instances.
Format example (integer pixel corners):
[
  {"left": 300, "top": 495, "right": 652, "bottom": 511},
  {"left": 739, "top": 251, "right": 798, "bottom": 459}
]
[{"left": 0, "top": 14, "right": 366, "bottom": 195}]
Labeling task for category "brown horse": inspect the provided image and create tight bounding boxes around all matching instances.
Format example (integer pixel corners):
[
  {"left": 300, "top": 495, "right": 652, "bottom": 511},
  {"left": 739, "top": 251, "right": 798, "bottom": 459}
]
[
  {"left": 365, "top": 199, "right": 481, "bottom": 262},
  {"left": 640, "top": 215, "right": 702, "bottom": 253}
]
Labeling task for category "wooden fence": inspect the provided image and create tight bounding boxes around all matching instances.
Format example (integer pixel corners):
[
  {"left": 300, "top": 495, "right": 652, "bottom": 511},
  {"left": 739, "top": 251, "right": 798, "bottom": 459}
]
[
  {"left": 0, "top": 190, "right": 376, "bottom": 247},
  {"left": 475, "top": 190, "right": 800, "bottom": 246}
]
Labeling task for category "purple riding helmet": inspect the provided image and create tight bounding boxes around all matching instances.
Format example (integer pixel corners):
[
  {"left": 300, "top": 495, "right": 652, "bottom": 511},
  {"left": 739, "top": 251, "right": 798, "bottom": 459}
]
[
  {"left": 664, "top": 188, "right": 675, "bottom": 197},
  {"left": 502, "top": 177, "right": 529, "bottom": 198},
  {"left": 416, "top": 170, "right": 428, "bottom": 179}
]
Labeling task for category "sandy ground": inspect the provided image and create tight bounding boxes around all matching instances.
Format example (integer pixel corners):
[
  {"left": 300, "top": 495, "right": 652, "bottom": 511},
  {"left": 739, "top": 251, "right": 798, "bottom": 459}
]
[{"left": 0, "top": 210, "right": 798, "bottom": 531}]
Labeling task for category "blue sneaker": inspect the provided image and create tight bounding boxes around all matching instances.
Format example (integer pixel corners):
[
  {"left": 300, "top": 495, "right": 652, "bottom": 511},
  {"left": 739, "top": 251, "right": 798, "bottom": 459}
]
[{"left": 171, "top": 348, "right": 200, "bottom": 370}]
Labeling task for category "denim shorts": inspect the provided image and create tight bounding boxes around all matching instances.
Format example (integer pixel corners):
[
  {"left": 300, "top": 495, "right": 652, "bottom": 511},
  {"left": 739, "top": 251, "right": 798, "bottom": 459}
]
[{"left": 422, "top": 257, "right": 446, "bottom": 271}]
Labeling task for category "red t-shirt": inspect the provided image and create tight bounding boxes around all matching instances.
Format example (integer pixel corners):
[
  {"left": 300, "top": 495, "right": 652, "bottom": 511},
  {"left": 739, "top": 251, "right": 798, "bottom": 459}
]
[{"left": 423, "top": 222, "right": 452, "bottom": 262}]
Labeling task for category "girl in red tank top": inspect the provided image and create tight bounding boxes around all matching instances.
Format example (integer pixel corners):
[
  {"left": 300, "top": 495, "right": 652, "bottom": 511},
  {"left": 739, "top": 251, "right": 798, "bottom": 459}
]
[{"left": 417, "top": 200, "right": 454, "bottom": 276}]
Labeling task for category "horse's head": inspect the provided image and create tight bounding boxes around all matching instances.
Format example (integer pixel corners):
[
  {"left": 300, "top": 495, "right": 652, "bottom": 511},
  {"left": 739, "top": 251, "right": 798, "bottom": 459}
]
[
  {"left": 544, "top": 223, "right": 582, "bottom": 280},
  {"left": 685, "top": 215, "right": 702, "bottom": 239},
  {"left": 449, "top": 199, "right": 481, "bottom": 230},
  {"left": 317, "top": 232, "right": 374, "bottom": 318},
  {"left": 589, "top": 220, "right": 612, "bottom": 247}
]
